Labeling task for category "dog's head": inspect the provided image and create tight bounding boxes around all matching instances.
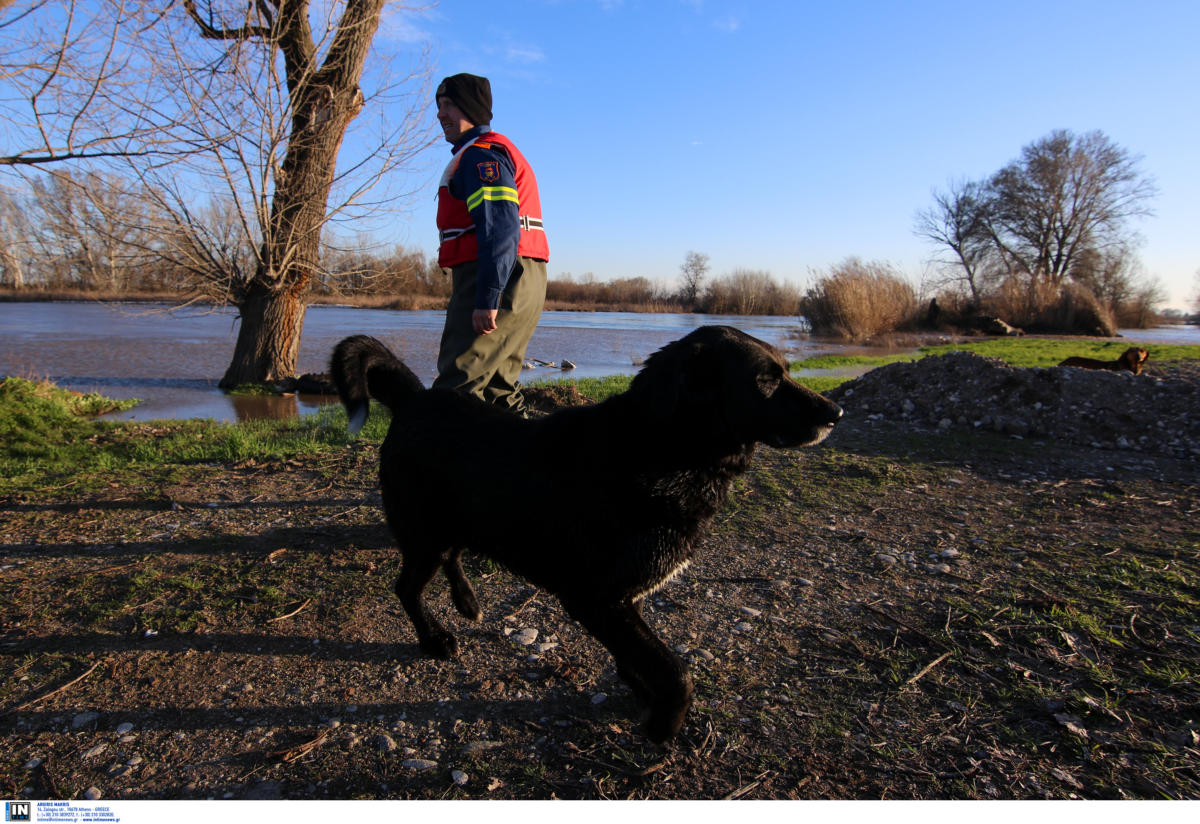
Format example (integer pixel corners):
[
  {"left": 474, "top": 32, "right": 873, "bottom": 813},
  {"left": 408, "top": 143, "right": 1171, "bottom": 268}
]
[
  {"left": 633, "top": 326, "right": 843, "bottom": 449},
  {"left": 1119, "top": 347, "right": 1149, "bottom": 375}
]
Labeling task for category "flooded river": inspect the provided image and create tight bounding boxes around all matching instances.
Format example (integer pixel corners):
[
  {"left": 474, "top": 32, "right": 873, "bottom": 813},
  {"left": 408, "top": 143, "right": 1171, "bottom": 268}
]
[
  {"left": 0, "top": 302, "right": 845, "bottom": 422},
  {"left": 3, "top": 302, "right": 1195, "bottom": 422}
]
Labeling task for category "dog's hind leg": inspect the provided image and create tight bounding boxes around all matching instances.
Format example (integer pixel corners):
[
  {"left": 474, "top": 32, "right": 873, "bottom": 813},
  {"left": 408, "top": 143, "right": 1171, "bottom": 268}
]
[
  {"left": 443, "top": 548, "right": 482, "bottom": 621},
  {"left": 395, "top": 548, "right": 459, "bottom": 659},
  {"left": 563, "top": 597, "right": 694, "bottom": 744}
]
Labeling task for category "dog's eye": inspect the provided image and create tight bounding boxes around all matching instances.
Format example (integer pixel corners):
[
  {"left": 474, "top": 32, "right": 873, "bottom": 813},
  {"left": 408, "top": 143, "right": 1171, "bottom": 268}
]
[{"left": 756, "top": 373, "right": 780, "bottom": 397}]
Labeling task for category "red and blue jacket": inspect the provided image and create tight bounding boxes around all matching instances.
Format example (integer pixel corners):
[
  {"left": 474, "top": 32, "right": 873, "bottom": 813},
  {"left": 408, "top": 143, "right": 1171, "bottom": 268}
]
[{"left": 437, "top": 125, "right": 549, "bottom": 310}]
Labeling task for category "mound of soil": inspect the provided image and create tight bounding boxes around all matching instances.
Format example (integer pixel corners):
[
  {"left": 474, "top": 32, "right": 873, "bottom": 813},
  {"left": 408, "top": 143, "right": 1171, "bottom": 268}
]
[
  {"left": 522, "top": 383, "right": 595, "bottom": 414},
  {"left": 829, "top": 352, "right": 1200, "bottom": 460}
]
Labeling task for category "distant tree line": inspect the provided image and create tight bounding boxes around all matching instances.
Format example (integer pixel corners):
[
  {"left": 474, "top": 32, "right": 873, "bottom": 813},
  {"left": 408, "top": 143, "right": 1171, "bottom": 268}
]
[
  {"left": 0, "top": 175, "right": 802, "bottom": 315},
  {"left": 0, "top": 169, "right": 449, "bottom": 303},
  {"left": 545, "top": 259, "right": 802, "bottom": 316}
]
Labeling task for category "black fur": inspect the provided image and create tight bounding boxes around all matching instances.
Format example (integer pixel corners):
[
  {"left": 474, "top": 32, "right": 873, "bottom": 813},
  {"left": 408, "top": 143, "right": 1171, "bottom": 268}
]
[{"left": 329, "top": 325, "right": 843, "bottom": 742}]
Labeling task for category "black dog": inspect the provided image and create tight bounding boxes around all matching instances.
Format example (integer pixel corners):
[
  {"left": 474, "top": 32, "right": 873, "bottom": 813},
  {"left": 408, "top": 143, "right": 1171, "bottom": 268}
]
[{"left": 330, "top": 325, "right": 842, "bottom": 742}]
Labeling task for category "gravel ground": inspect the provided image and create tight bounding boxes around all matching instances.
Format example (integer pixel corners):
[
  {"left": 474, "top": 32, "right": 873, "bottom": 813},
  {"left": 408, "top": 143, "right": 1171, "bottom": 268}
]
[{"left": 1, "top": 357, "right": 1198, "bottom": 800}]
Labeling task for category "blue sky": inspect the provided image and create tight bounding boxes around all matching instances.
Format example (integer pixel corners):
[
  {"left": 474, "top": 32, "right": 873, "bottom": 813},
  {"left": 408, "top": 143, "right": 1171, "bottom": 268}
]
[{"left": 369, "top": 0, "right": 1199, "bottom": 309}]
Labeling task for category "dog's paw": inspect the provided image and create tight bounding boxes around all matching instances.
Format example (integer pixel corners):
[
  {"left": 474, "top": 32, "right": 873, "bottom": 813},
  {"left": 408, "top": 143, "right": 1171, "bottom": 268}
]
[
  {"left": 452, "top": 591, "right": 483, "bottom": 622},
  {"left": 644, "top": 698, "right": 690, "bottom": 745},
  {"left": 420, "top": 632, "right": 459, "bottom": 659}
]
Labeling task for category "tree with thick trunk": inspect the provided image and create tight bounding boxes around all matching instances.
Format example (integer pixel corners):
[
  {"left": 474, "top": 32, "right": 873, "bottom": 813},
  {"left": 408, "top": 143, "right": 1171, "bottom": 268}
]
[{"left": 184, "top": 0, "right": 383, "bottom": 387}]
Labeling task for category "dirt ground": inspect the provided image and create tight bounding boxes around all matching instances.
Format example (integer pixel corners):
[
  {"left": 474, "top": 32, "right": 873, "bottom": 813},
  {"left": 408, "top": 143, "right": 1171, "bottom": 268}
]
[{"left": 1, "top": 363, "right": 1198, "bottom": 800}]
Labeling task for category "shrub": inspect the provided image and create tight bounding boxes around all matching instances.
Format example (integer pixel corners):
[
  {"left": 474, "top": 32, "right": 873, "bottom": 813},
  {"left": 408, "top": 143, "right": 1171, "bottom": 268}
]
[
  {"left": 699, "top": 269, "right": 801, "bottom": 316},
  {"left": 1040, "top": 284, "right": 1117, "bottom": 335},
  {"left": 800, "top": 258, "right": 918, "bottom": 341},
  {"left": 987, "top": 279, "right": 1115, "bottom": 335}
]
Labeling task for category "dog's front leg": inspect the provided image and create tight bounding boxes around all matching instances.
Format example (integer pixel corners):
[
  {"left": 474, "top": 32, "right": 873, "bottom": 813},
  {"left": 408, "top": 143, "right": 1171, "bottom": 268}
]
[{"left": 563, "top": 597, "right": 693, "bottom": 744}]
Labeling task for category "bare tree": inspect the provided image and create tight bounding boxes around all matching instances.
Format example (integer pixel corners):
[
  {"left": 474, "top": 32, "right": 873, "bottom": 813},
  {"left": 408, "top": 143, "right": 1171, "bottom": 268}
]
[
  {"left": 27, "top": 170, "right": 161, "bottom": 290},
  {"left": 679, "top": 250, "right": 709, "bottom": 308},
  {"left": 1069, "top": 243, "right": 1140, "bottom": 309},
  {"left": 1, "top": 0, "right": 191, "bottom": 167},
  {"left": 3, "top": 0, "right": 435, "bottom": 386},
  {"left": 98, "top": 0, "right": 434, "bottom": 386},
  {"left": 916, "top": 130, "right": 1158, "bottom": 326},
  {"left": 914, "top": 178, "right": 997, "bottom": 307},
  {"left": 987, "top": 130, "right": 1156, "bottom": 292},
  {"left": 135, "top": 0, "right": 431, "bottom": 387}
]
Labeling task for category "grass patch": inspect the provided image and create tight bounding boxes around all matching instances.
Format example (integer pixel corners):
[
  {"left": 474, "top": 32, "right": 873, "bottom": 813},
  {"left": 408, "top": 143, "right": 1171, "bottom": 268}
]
[
  {"left": 225, "top": 383, "right": 279, "bottom": 396},
  {"left": 527, "top": 374, "right": 631, "bottom": 403},
  {"left": 793, "top": 337, "right": 1200, "bottom": 373},
  {"left": 0, "top": 378, "right": 391, "bottom": 495},
  {"left": 792, "top": 352, "right": 921, "bottom": 371}
]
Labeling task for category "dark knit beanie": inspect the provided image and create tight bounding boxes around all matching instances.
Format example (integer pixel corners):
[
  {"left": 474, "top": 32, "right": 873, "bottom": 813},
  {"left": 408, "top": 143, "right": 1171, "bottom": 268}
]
[{"left": 436, "top": 73, "right": 492, "bottom": 126}]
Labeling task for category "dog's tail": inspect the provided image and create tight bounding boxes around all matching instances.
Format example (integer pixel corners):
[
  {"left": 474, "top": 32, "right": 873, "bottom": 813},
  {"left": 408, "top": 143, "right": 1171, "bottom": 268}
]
[{"left": 330, "top": 335, "right": 424, "bottom": 434}]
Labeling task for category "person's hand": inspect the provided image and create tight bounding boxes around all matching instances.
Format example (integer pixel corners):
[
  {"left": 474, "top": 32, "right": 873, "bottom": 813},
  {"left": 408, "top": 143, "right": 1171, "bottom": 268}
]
[{"left": 473, "top": 308, "right": 499, "bottom": 335}]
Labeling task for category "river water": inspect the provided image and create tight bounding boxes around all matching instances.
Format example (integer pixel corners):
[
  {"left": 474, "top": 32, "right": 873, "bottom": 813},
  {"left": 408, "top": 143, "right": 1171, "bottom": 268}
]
[
  {"left": 0, "top": 302, "right": 839, "bottom": 421},
  {"left": 2, "top": 302, "right": 1196, "bottom": 422}
]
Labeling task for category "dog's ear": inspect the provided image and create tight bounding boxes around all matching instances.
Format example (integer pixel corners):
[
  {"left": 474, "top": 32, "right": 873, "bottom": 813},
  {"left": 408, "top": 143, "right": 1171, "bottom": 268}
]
[{"left": 644, "top": 341, "right": 717, "bottom": 418}]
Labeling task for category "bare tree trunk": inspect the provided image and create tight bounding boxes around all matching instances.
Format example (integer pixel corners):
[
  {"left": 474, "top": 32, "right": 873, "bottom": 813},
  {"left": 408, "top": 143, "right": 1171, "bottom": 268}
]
[
  {"left": 0, "top": 245, "right": 24, "bottom": 287},
  {"left": 222, "top": 279, "right": 308, "bottom": 386}
]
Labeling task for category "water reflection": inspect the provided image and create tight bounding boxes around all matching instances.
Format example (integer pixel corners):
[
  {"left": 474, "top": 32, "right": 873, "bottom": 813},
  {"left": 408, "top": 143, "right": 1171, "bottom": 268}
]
[{"left": 232, "top": 392, "right": 341, "bottom": 422}]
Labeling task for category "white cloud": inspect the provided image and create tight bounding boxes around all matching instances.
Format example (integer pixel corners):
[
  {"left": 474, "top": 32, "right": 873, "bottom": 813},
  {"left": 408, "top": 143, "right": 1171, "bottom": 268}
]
[
  {"left": 377, "top": 4, "right": 434, "bottom": 45},
  {"left": 507, "top": 44, "right": 547, "bottom": 65},
  {"left": 713, "top": 14, "right": 740, "bottom": 33}
]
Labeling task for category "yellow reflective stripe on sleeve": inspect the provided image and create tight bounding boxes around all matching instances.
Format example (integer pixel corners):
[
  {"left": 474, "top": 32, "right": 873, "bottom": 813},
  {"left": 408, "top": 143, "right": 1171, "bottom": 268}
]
[{"left": 466, "top": 185, "right": 519, "bottom": 211}]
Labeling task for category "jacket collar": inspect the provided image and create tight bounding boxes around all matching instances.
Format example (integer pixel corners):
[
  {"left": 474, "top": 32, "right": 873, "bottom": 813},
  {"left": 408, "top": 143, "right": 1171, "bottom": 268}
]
[{"left": 451, "top": 124, "right": 491, "bottom": 152}]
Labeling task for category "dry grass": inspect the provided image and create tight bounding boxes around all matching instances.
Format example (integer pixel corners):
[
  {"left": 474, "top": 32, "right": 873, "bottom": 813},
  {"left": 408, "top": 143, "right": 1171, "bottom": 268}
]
[{"left": 800, "top": 258, "right": 919, "bottom": 341}]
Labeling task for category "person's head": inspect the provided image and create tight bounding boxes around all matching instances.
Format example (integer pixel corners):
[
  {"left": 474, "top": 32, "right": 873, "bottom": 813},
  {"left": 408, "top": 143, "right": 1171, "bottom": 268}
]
[{"left": 435, "top": 73, "right": 492, "bottom": 144}]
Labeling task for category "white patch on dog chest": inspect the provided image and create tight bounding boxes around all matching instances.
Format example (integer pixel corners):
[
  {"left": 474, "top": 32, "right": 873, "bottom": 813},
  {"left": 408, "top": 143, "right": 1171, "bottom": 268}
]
[{"left": 633, "top": 558, "right": 691, "bottom": 601}]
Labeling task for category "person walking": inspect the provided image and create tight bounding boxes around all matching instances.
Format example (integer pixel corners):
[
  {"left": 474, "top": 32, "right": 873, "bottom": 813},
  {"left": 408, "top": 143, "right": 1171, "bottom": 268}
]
[{"left": 432, "top": 73, "right": 549, "bottom": 415}]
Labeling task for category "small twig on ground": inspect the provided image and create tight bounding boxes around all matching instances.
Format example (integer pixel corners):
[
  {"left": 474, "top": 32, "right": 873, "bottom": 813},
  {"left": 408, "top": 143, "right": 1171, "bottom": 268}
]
[
  {"left": 3, "top": 658, "right": 106, "bottom": 715},
  {"left": 906, "top": 651, "right": 953, "bottom": 686},
  {"left": 270, "top": 729, "right": 332, "bottom": 763},
  {"left": 504, "top": 592, "right": 541, "bottom": 621},
  {"left": 267, "top": 598, "right": 312, "bottom": 623},
  {"left": 722, "top": 770, "right": 772, "bottom": 800},
  {"left": 861, "top": 601, "right": 954, "bottom": 651}
]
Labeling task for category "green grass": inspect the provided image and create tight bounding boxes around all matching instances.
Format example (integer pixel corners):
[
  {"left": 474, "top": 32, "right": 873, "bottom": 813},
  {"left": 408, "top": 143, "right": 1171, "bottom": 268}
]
[
  {"left": 794, "top": 337, "right": 1200, "bottom": 373},
  {"left": 792, "top": 352, "right": 922, "bottom": 371},
  {"left": 0, "top": 377, "right": 391, "bottom": 495}
]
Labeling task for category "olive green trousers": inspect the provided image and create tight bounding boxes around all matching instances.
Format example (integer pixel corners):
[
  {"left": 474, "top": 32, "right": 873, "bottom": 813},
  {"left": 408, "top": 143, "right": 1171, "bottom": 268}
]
[{"left": 433, "top": 257, "right": 547, "bottom": 413}]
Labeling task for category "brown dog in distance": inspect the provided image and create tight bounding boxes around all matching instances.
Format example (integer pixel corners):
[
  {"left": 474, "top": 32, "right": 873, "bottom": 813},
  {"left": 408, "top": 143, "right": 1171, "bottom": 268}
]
[{"left": 1059, "top": 346, "right": 1149, "bottom": 375}]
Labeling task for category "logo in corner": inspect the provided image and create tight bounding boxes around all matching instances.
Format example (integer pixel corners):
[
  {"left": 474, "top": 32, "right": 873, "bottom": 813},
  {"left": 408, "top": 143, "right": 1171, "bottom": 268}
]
[
  {"left": 476, "top": 161, "right": 500, "bottom": 183},
  {"left": 5, "top": 802, "right": 31, "bottom": 822}
]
